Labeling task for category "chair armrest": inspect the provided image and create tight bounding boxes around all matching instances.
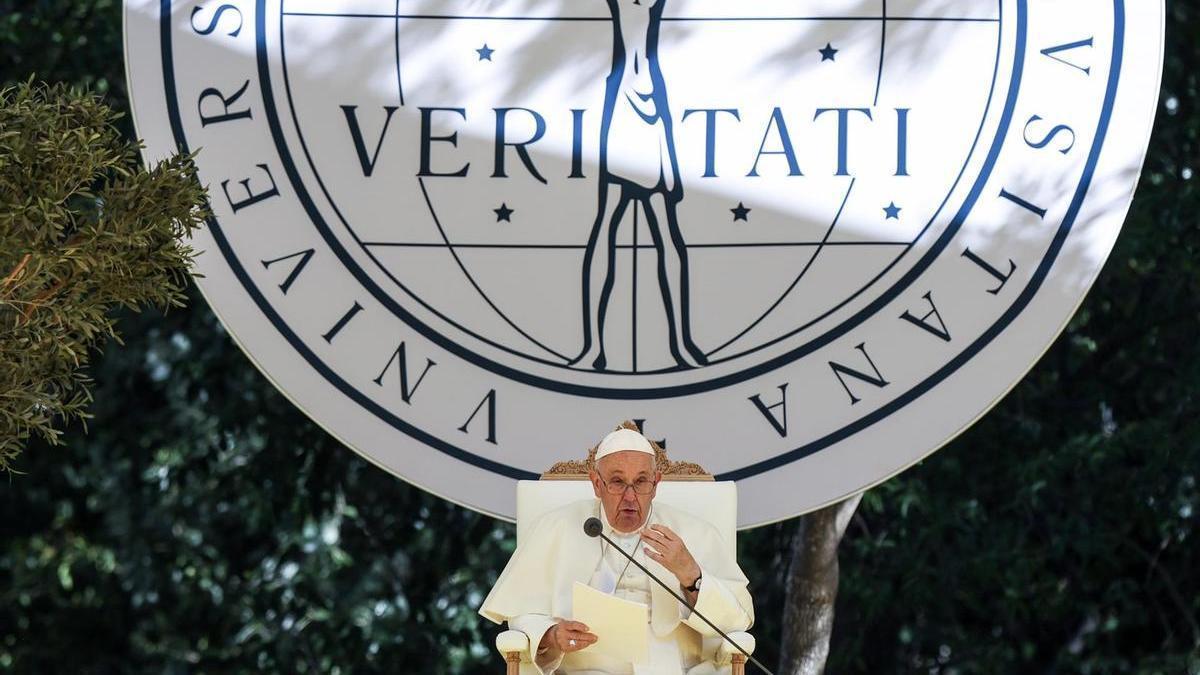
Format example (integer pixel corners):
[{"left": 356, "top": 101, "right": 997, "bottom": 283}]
[
  {"left": 715, "top": 631, "right": 756, "bottom": 664},
  {"left": 496, "top": 629, "right": 530, "bottom": 658}
]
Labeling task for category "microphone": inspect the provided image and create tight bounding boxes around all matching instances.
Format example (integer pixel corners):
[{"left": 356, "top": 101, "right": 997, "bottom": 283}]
[
  {"left": 582, "top": 517, "right": 773, "bottom": 675},
  {"left": 583, "top": 517, "right": 604, "bottom": 537}
]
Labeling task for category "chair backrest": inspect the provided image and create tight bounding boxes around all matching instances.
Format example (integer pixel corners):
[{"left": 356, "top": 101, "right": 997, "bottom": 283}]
[{"left": 515, "top": 480, "right": 738, "bottom": 557}]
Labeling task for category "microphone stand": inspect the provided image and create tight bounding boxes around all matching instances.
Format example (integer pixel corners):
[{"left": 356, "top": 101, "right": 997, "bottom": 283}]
[{"left": 586, "top": 523, "right": 774, "bottom": 675}]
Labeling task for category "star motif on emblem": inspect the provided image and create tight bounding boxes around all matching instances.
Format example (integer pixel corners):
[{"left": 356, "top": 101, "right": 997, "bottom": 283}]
[
  {"left": 883, "top": 202, "right": 902, "bottom": 219},
  {"left": 476, "top": 44, "right": 495, "bottom": 61},
  {"left": 731, "top": 202, "right": 752, "bottom": 221},
  {"left": 819, "top": 43, "right": 839, "bottom": 62},
  {"left": 494, "top": 203, "right": 514, "bottom": 222}
]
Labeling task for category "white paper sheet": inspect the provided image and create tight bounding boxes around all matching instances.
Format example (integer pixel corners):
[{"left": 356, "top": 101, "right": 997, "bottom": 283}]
[{"left": 571, "top": 581, "right": 649, "bottom": 664}]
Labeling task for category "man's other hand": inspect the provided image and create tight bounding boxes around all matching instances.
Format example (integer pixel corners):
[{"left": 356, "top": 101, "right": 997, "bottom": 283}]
[
  {"left": 545, "top": 620, "right": 598, "bottom": 653},
  {"left": 641, "top": 524, "right": 701, "bottom": 586}
]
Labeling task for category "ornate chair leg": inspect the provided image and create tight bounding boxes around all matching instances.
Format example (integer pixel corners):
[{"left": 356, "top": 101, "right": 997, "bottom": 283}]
[
  {"left": 505, "top": 650, "right": 521, "bottom": 675},
  {"left": 731, "top": 653, "right": 746, "bottom": 675}
]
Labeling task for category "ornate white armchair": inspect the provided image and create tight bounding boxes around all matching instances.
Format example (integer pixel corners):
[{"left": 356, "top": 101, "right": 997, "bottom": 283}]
[{"left": 494, "top": 428, "right": 755, "bottom": 675}]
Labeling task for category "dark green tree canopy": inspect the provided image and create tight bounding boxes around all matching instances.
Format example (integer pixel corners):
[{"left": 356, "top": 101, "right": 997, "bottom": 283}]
[{"left": 0, "top": 82, "right": 206, "bottom": 470}]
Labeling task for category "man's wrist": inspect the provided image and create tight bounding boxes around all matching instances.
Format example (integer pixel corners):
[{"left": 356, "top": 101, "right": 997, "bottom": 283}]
[
  {"left": 537, "top": 624, "right": 557, "bottom": 654},
  {"left": 681, "top": 565, "right": 703, "bottom": 591}
]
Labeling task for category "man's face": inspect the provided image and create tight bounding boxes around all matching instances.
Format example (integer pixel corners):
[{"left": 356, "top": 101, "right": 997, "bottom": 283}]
[{"left": 590, "top": 450, "right": 659, "bottom": 533}]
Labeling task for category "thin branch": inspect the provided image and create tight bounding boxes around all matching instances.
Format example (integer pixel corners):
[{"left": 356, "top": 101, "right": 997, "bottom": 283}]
[
  {"left": 19, "top": 272, "right": 74, "bottom": 322},
  {"left": 1, "top": 253, "right": 32, "bottom": 291},
  {"left": 1120, "top": 536, "right": 1200, "bottom": 645}
]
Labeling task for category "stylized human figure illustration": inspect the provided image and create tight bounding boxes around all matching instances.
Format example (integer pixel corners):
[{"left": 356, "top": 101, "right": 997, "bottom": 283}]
[{"left": 572, "top": 0, "right": 707, "bottom": 371}]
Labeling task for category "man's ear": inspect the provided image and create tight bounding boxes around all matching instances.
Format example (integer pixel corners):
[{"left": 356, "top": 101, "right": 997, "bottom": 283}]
[{"left": 589, "top": 470, "right": 603, "bottom": 499}]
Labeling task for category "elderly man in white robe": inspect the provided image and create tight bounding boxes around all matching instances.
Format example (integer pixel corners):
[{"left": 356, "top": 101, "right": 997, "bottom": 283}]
[{"left": 479, "top": 428, "right": 754, "bottom": 674}]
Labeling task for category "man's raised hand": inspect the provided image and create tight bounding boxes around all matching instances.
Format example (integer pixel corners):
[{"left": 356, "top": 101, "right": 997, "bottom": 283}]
[{"left": 640, "top": 524, "right": 702, "bottom": 587}]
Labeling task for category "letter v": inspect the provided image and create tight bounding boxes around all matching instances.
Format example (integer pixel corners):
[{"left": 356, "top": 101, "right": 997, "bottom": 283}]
[{"left": 341, "top": 105, "right": 400, "bottom": 177}]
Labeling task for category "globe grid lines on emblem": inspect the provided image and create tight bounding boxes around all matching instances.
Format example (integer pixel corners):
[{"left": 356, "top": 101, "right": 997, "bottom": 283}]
[
  {"left": 133, "top": 0, "right": 1157, "bottom": 524},
  {"left": 273, "top": 1, "right": 1006, "bottom": 384}
]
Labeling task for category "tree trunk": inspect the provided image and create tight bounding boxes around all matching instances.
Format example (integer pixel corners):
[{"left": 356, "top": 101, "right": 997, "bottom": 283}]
[{"left": 777, "top": 494, "right": 863, "bottom": 675}]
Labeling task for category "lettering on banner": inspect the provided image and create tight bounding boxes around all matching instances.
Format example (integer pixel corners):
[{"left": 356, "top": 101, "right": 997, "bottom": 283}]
[
  {"left": 748, "top": 108, "right": 803, "bottom": 178},
  {"left": 191, "top": 4, "right": 243, "bottom": 37},
  {"left": 631, "top": 419, "right": 668, "bottom": 450},
  {"left": 962, "top": 248, "right": 1017, "bottom": 296},
  {"left": 493, "top": 108, "right": 549, "bottom": 184},
  {"left": 260, "top": 249, "right": 315, "bottom": 295},
  {"left": 900, "top": 292, "right": 952, "bottom": 342},
  {"left": 373, "top": 343, "right": 437, "bottom": 404},
  {"left": 830, "top": 343, "right": 889, "bottom": 405},
  {"left": 1023, "top": 115, "right": 1077, "bottom": 155},
  {"left": 322, "top": 302, "right": 365, "bottom": 344},
  {"left": 418, "top": 107, "right": 470, "bottom": 178},
  {"left": 221, "top": 163, "right": 280, "bottom": 213},
  {"left": 198, "top": 80, "right": 253, "bottom": 127},
  {"left": 814, "top": 107, "right": 873, "bottom": 176},
  {"left": 998, "top": 188, "right": 1048, "bottom": 220},
  {"left": 1040, "top": 37, "right": 1094, "bottom": 76},
  {"left": 682, "top": 108, "right": 741, "bottom": 178},
  {"left": 460, "top": 389, "right": 498, "bottom": 445},
  {"left": 748, "top": 384, "right": 790, "bottom": 438},
  {"left": 342, "top": 105, "right": 400, "bottom": 177}
]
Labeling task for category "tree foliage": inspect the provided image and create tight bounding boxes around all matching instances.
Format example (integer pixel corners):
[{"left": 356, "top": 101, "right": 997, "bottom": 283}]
[
  {"left": 0, "top": 2, "right": 1197, "bottom": 674},
  {"left": 0, "top": 82, "right": 207, "bottom": 469},
  {"left": 809, "top": 4, "right": 1200, "bottom": 671}
]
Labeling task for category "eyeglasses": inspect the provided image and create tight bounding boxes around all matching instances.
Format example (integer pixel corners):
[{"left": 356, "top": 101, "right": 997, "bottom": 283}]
[{"left": 599, "top": 476, "right": 657, "bottom": 495}]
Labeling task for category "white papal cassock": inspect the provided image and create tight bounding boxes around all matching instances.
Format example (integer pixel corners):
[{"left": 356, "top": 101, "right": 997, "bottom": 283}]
[{"left": 479, "top": 498, "right": 753, "bottom": 675}]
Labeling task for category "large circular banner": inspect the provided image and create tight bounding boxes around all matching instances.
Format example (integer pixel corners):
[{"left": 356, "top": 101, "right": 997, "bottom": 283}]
[{"left": 125, "top": 0, "right": 1163, "bottom": 527}]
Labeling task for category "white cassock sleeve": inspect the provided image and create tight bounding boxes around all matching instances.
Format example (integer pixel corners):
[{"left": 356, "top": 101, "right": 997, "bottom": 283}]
[
  {"left": 680, "top": 563, "right": 753, "bottom": 636},
  {"left": 479, "top": 507, "right": 580, "bottom": 625},
  {"left": 507, "top": 614, "right": 564, "bottom": 675}
]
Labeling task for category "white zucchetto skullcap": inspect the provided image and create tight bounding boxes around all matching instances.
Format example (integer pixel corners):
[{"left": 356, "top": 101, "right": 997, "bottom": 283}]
[{"left": 595, "top": 428, "right": 655, "bottom": 460}]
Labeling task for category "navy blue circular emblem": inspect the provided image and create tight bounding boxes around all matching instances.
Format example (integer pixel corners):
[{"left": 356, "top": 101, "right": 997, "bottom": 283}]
[{"left": 126, "top": 0, "right": 1163, "bottom": 526}]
